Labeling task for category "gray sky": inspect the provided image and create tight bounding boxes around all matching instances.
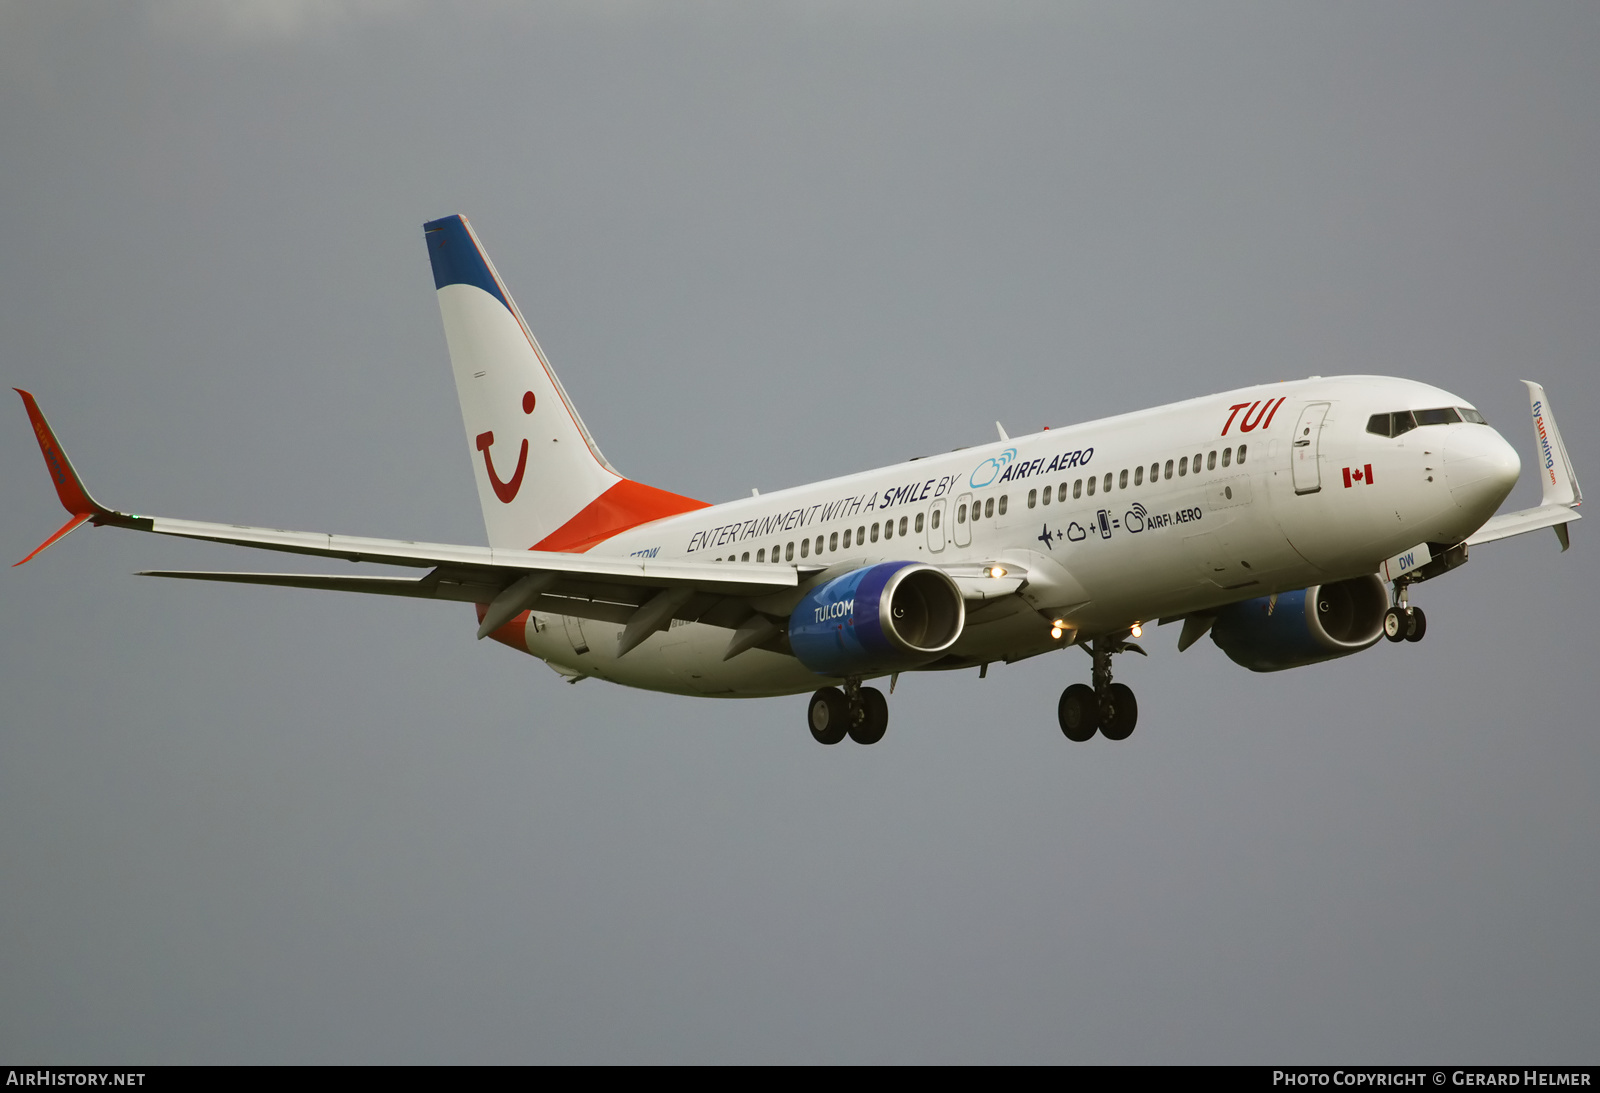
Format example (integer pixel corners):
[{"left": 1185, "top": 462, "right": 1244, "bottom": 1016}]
[{"left": 2, "top": 1, "right": 1595, "bottom": 1063}]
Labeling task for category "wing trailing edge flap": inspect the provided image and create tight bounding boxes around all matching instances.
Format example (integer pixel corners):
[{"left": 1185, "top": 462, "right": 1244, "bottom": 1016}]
[{"left": 143, "top": 567, "right": 771, "bottom": 636}]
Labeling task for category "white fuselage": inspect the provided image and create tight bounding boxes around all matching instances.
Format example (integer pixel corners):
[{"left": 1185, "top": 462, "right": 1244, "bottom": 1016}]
[{"left": 500, "top": 375, "right": 1519, "bottom": 696}]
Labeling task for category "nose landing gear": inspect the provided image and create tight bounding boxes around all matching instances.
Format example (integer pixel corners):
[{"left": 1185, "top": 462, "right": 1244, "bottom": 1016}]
[
  {"left": 1058, "top": 633, "right": 1142, "bottom": 741},
  {"left": 807, "top": 677, "right": 889, "bottom": 746},
  {"left": 1383, "top": 580, "right": 1428, "bottom": 644}
]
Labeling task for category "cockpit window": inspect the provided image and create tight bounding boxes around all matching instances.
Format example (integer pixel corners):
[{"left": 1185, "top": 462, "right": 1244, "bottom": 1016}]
[
  {"left": 1367, "top": 406, "right": 1481, "bottom": 436},
  {"left": 1366, "top": 411, "right": 1417, "bottom": 438}
]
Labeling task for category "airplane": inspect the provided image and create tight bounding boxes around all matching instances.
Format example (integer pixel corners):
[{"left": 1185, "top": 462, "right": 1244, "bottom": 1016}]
[{"left": 14, "top": 214, "right": 1584, "bottom": 746}]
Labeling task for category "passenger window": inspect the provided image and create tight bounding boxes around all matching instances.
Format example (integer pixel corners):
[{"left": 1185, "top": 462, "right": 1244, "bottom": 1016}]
[
  {"left": 858, "top": 526, "right": 866, "bottom": 543},
  {"left": 1041, "top": 485, "right": 1051, "bottom": 505},
  {"left": 884, "top": 520, "right": 893, "bottom": 540},
  {"left": 843, "top": 529, "right": 852, "bottom": 549},
  {"left": 785, "top": 542, "right": 794, "bottom": 561},
  {"left": 1028, "top": 488, "right": 1038, "bottom": 508},
  {"left": 1086, "top": 476, "right": 1095, "bottom": 496},
  {"left": 1207, "top": 451, "right": 1216, "bottom": 471},
  {"left": 816, "top": 536, "right": 824, "bottom": 554},
  {"left": 898, "top": 516, "right": 909, "bottom": 535},
  {"left": 1074, "top": 479, "right": 1083, "bottom": 499},
  {"left": 1059, "top": 483, "right": 1069, "bottom": 502},
  {"left": 1193, "top": 453, "right": 1202, "bottom": 473},
  {"left": 829, "top": 532, "right": 838, "bottom": 552},
  {"left": 1165, "top": 459, "right": 1174, "bottom": 479},
  {"left": 1134, "top": 466, "right": 1143, "bottom": 486},
  {"left": 1150, "top": 462, "right": 1159, "bottom": 482},
  {"left": 741, "top": 552, "right": 749, "bottom": 562},
  {"left": 985, "top": 497, "right": 995, "bottom": 519},
  {"left": 956, "top": 504, "right": 966, "bottom": 524},
  {"left": 931, "top": 508, "right": 941, "bottom": 529},
  {"left": 1237, "top": 444, "right": 1247, "bottom": 464},
  {"left": 871, "top": 523, "right": 880, "bottom": 542},
  {"left": 914, "top": 513, "right": 924, "bottom": 533},
  {"left": 1103, "top": 473, "right": 1112, "bottom": 493},
  {"left": 1221, "top": 448, "right": 1231, "bottom": 467},
  {"left": 757, "top": 548, "right": 765, "bottom": 562},
  {"left": 1119, "top": 469, "right": 1129, "bottom": 489},
  {"left": 800, "top": 538, "right": 809, "bottom": 558},
  {"left": 1179, "top": 456, "right": 1188, "bottom": 476}
]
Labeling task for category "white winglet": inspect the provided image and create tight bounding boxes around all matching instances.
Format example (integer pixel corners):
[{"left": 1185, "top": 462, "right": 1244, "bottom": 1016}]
[
  {"left": 1466, "top": 382, "right": 1582, "bottom": 550},
  {"left": 1523, "top": 380, "right": 1582, "bottom": 508}
]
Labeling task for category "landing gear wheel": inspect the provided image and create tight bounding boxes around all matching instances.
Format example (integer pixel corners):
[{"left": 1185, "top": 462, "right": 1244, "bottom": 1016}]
[
  {"left": 1059, "top": 683, "right": 1099, "bottom": 741},
  {"left": 849, "top": 687, "right": 889, "bottom": 745},
  {"left": 1405, "top": 607, "right": 1427, "bottom": 643},
  {"left": 1383, "top": 607, "right": 1406, "bottom": 643},
  {"left": 808, "top": 687, "right": 848, "bottom": 745},
  {"left": 1100, "top": 682, "right": 1138, "bottom": 741}
]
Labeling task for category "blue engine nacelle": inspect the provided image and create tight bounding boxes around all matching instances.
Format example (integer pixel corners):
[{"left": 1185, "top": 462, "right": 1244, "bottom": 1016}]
[
  {"left": 1210, "top": 574, "right": 1389, "bottom": 672},
  {"left": 788, "top": 562, "right": 966, "bottom": 677}
]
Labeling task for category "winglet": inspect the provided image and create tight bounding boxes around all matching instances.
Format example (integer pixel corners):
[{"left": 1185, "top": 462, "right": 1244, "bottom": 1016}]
[
  {"left": 1522, "top": 380, "right": 1582, "bottom": 509},
  {"left": 13, "top": 389, "right": 115, "bottom": 565}
]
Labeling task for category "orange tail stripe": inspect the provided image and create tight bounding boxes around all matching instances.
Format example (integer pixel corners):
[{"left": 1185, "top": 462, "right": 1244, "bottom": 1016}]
[{"left": 531, "top": 479, "right": 709, "bottom": 554}]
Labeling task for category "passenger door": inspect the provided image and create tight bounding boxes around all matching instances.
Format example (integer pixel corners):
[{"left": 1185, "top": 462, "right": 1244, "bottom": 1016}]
[{"left": 1291, "top": 402, "right": 1330, "bottom": 494}]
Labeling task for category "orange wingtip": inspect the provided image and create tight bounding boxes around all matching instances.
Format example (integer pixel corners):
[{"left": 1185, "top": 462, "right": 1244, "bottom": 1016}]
[
  {"left": 15, "top": 388, "right": 108, "bottom": 519},
  {"left": 13, "top": 512, "right": 93, "bottom": 566}
]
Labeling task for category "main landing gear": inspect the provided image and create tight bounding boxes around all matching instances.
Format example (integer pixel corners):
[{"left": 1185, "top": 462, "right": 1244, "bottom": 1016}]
[
  {"left": 1058, "top": 634, "right": 1142, "bottom": 742},
  {"left": 1383, "top": 581, "right": 1428, "bottom": 644},
  {"left": 808, "top": 678, "right": 889, "bottom": 746}
]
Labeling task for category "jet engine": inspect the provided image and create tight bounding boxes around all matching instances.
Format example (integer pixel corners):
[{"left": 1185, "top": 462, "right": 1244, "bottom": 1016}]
[
  {"left": 788, "top": 562, "right": 965, "bottom": 677},
  {"left": 1210, "top": 574, "right": 1389, "bottom": 672}
]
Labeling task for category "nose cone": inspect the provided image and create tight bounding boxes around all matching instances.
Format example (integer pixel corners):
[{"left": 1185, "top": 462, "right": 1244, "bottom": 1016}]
[{"left": 1444, "top": 426, "right": 1520, "bottom": 522}]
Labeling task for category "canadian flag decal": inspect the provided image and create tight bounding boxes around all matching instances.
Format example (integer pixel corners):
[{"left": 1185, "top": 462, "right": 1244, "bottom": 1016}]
[{"left": 1342, "top": 464, "right": 1375, "bottom": 488}]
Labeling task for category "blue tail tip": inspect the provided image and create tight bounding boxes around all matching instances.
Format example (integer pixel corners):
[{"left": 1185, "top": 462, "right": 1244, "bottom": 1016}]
[{"left": 423, "top": 215, "right": 509, "bottom": 308}]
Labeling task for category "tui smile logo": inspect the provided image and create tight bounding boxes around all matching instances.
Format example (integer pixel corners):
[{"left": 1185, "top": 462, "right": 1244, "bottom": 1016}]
[{"left": 476, "top": 391, "right": 536, "bottom": 503}]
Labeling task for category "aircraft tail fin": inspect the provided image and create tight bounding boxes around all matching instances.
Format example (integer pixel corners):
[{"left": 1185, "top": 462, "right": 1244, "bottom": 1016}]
[{"left": 423, "top": 215, "right": 707, "bottom": 552}]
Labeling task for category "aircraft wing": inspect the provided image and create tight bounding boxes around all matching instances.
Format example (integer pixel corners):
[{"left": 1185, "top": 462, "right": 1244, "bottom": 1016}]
[
  {"left": 18, "top": 390, "right": 1041, "bottom": 655},
  {"left": 1465, "top": 503, "right": 1581, "bottom": 549},
  {"left": 15, "top": 389, "right": 807, "bottom": 647}
]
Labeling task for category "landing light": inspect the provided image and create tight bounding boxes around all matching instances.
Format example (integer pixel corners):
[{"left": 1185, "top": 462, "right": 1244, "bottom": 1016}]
[
  {"left": 1050, "top": 626, "right": 1063, "bottom": 640},
  {"left": 987, "top": 565, "right": 1007, "bottom": 579},
  {"left": 1130, "top": 622, "right": 1143, "bottom": 638}
]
